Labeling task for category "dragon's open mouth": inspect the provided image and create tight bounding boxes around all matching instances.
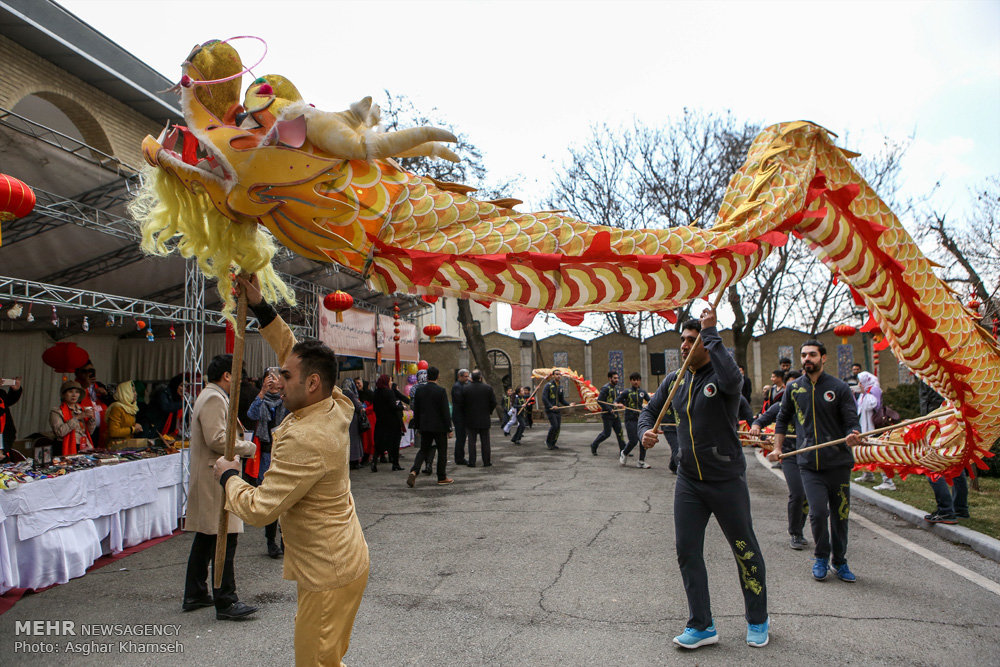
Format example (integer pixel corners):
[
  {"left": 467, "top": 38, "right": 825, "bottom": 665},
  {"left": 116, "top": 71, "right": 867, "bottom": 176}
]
[{"left": 154, "top": 122, "right": 231, "bottom": 182}]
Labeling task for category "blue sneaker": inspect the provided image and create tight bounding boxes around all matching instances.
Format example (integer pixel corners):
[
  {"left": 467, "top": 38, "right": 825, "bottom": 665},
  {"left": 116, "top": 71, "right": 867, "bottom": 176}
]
[
  {"left": 746, "top": 617, "right": 770, "bottom": 647},
  {"left": 812, "top": 557, "right": 829, "bottom": 580},
  {"left": 835, "top": 562, "right": 856, "bottom": 582},
  {"left": 673, "top": 623, "right": 719, "bottom": 649}
]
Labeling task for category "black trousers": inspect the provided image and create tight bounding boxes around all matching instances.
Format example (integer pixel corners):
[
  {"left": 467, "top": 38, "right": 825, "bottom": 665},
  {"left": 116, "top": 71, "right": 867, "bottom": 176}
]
[
  {"left": 590, "top": 414, "right": 626, "bottom": 450},
  {"left": 621, "top": 420, "right": 646, "bottom": 460},
  {"left": 674, "top": 473, "right": 767, "bottom": 630},
  {"left": 467, "top": 427, "right": 491, "bottom": 465},
  {"left": 453, "top": 421, "right": 467, "bottom": 462},
  {"left": 411, "top": 431, "right": 448, "bottom": 480},
  {"left": 184, "top": 532, "right": 239, "bottom": 609},
  {"left": 512, "top": 416, "right": 526, "bottom": 443},
  {"left": 800, "top": 466, "right": 851, "bottom": 565},
  {"left": 545, "top": 412, "right": 561, "bottom": 446},
  {"left": 374, "top": 432, "right": 402, "bottom": 465},
  {"left": 781, "top": 458, "right": 808, "bottom": 538}
]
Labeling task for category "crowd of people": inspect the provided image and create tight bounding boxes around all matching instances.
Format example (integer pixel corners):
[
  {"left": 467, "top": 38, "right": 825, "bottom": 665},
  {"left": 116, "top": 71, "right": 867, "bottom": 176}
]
[{"left": 0, "top": 278, "right": 977, "bottom": 660}]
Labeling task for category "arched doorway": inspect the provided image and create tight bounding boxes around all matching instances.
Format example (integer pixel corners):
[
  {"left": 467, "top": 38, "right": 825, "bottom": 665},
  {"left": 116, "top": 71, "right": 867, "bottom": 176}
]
[{"left": 487, "top": 348, "right": 512, "bottom": 390}]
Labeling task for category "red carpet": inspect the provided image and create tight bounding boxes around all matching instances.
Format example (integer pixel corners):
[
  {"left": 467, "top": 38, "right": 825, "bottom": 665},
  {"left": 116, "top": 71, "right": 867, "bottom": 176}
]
[{"left": 0, "top": 529, "right": 181, "bottom": 615}]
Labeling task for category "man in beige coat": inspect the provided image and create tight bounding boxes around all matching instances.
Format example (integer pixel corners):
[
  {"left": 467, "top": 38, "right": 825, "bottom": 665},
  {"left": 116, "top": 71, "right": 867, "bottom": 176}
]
[
  {"left": 183, "top": 354, "right": 258, "bottom": 620},
  {"left": 215, "top": 275, "right": 370, "bottom": 666}
]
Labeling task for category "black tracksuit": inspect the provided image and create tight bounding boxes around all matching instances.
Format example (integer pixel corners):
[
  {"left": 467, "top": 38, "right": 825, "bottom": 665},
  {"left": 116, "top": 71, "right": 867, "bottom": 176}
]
[
  {"left": 542, "top": 380, "right": 569, "bottom": 448},
  {"left": 618, "top": 386, "right": 650, "bottom": 460},
  {"left": 590, "top": 381, "right": 625, "bottom": 452},
  {"left": 776, "top": 372, "right": 860, "bottom": 565},
  {"left": 754, "top": 402, "right": 805, "bottom": 538},
  {"left": 510, "top": 394, "right": 527, "bottom": 444},
  {"left": 638, "top": 327, "right": 767, "bottom": 630}
]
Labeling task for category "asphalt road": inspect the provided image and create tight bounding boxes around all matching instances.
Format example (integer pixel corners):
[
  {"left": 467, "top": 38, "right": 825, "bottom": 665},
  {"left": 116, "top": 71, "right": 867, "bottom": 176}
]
[{"left": 3, "top": 422, "right": 999, "bottom": 665}]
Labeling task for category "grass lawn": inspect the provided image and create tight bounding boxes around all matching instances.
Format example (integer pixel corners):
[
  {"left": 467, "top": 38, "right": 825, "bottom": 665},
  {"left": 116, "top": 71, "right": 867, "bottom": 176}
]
[{"left": 854, "top": 473, "right": 1000, "bottom": 540}]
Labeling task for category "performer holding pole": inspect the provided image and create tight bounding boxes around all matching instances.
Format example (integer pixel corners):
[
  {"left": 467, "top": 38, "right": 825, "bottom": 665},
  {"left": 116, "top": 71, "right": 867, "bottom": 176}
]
[
  {"left": 638, "top": 306, "right": 769, "bottom": 650},
  {"left": 214, "top": 275, "right": 370, "bottom": 665},
  {"left": 767, "top": 339, "right": 863, "bottom": 583}
]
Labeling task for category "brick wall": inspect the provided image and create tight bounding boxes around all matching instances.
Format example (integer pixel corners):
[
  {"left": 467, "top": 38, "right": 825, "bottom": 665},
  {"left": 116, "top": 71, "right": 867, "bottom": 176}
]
[{"left": 0, "top": 34, "right": 163, "bottom": 168}]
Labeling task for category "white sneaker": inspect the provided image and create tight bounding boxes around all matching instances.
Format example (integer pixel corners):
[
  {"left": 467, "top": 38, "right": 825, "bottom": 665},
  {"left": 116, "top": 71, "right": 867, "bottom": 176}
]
[
  {"left": 636, "top": 460, "right": 652, "bottom": 469},
  {"left": 854, "top": 472, "right": 874, "bottom": 483},
  {"left": 873, "top": 481, "right": 896, "bottom": 491},
  {"left": 619, "top": 451, "right": 627, "bottom": 466}
]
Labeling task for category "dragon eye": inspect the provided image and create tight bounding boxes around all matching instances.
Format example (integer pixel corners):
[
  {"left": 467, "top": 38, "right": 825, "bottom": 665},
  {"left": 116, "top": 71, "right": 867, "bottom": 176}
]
[{"left": 235, "top": 111, "right": 248, "bottom": 126}]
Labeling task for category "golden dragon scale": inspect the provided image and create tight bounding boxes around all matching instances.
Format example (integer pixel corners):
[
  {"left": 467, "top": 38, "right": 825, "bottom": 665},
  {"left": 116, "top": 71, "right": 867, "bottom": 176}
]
[{"left": 134, "top": 40, "right": 999, "bottom": 481}]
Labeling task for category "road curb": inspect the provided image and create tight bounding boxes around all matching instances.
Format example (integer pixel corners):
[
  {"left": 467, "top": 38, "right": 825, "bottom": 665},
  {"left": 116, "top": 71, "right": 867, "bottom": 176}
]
[{"left": 753, "top": 450, "right": 1000, "bottom": 563}]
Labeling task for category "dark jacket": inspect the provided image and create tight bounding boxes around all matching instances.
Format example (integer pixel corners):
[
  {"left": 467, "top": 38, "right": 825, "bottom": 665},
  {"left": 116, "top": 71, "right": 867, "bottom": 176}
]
[
  {"left": 462, "top": 381, "right": 497, "bottom": 429},
  {"left": 451, "top": 380, "right": 467, "bottom": 425},
  {"left": 373, "top": 386, "right": 409, "bottom": 445},
  {"left": 775, "top": 372, "right": 860, "bottom": 471},
  {"left": 638, "top": 326, "right": 745, "bottom": 481},
  {"left": 617, "top": 386, "right": 650, "bottom": 422},
  {"left": 411, "top": 382, "right": 452, "bottom": 433},
  {"left": 542, "top": 380, "right": 569, "bottom": 413},
  {"left": 918, "top": 380, "right": 944, "bottom": 416},
  {"left": 597, "top": 382, "right": 620, "bottom": 415},
  {"left": 0, "top": 386, "right": 22, "bottom": 448}
]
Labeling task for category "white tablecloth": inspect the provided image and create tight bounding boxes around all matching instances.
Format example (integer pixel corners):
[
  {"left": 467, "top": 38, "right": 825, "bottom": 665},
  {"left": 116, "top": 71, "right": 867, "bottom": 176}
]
[{"left": 0, "top": 453, "right": 183, "bottom": 594}]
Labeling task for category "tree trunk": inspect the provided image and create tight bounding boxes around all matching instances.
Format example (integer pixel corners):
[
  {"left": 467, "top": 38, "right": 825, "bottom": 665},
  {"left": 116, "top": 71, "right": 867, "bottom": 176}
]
[{"left": 456, "top": 299, "right": 506, "bottom": 422}]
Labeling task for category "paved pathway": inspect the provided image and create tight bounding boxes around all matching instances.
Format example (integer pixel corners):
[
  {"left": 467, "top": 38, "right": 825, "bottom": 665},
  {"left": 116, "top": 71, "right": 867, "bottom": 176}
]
[{"left": 3, "top": 423, "right": 999, "bottom": 665}]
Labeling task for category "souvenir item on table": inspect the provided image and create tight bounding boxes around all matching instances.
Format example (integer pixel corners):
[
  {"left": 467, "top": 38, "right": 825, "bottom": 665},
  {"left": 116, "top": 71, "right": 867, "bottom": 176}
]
[{"left": 130, "top": 39, "right": 999, "bottom": 481}]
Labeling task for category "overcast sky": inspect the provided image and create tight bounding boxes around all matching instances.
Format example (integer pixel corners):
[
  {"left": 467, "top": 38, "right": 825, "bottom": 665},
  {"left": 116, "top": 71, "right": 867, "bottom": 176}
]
[{"left": 61, "top": 0, "right": 1000, "bottom": 336}]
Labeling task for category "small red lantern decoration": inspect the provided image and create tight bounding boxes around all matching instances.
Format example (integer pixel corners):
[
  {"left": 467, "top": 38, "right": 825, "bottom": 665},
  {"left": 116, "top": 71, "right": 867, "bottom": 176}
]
[
  {"left": 169, "top": 324, "right": 177, "bottom": 340},
  {"left": 417, "top": 360, "right": 429, "bottom": 370},
  {"left": 323, "top": 290, "right": 353, "bottom": 322},
  {"left": 967, "top": 298, "right": 980, "bottom": 311},
  {"left": 423, "top": 324, "right": 442, "bottom": 342},
  {"left": 0, "top": 173, "right": 36, "bottom": 246},
  {"left": 422, "top": 294, "right": 438, "bottom": 304},
  {"left": 833, "top": 324, "right": 857, "bottom": 345},
  {"left": 392, "top": 302, "right": 402, "bottom": 372},
  {"left": 42, "top": 342, "right": 90, "bottom": 375},
  {"left": 136, "top": 319, "right": 147, "bottom": 330}
]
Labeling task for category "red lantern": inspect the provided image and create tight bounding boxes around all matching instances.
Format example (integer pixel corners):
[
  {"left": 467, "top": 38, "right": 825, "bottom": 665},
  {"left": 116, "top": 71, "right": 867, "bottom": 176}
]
[
  {"left": 392, "top": 302, "right": 401, "bottom": 372},
  {"left": 136, "top": 319, "right": 147, "bottom": 330},
  {"left": 967, "top": 298, "right": 980, "bottom": 311},
  {"left": 0, "top": 173, "right": 36, "bottom": 246},
  {"left": 833, "top": 324, "right": 857, "bottom": 345},
  {"left": 417, "top": 360, "right": 429, "bottom": 370},
  {"left": 323, "top": 290, "right": 353, "bottom": 322},
  {"left": 422, "top": 294, "right": 438, "bottom": 304},
  {"left": 423, "top": 324, "right": 442, "bottom": 342},
  {"left": 42, "top": 342, "right": 90, "bottom": 374}
]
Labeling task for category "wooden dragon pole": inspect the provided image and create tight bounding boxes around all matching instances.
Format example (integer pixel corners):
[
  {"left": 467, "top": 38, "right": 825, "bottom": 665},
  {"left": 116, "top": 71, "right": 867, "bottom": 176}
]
[{"left": 214, "top": 287, "right": 248, "bottom": 587}]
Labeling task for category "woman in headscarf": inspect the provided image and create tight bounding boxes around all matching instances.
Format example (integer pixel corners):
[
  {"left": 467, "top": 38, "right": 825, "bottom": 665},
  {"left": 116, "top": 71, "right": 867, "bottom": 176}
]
[
  {"left": 341, "top": 377, "right": 365, "bottom": 469},
  {"left": 103, "top": 380, "right": 143, "bottom": 447},
  {"left": 853, "top": 371, "right": 896, "bottom": 490},
  {"left": 247, "top": 369, "right": 290, "bottom": 557},
  {"left": 372, "top": 374, "right": 409, "bottom": 472},
  {"left": 49, "top": 380, "right": 96, "bottom": 455}
]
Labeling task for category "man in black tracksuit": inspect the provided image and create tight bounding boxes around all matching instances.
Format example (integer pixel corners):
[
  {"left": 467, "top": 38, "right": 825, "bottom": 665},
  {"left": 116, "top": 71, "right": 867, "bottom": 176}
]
[
  {"left": 618, "top": 372, "right": 651, "bottom": 467},
  {"left": 639, "top": 310, "right": 768, "bottom": 648},
  {"left": 541, "top": 370, "right": 572, "bottom": 450},
  {"left": 752, "top": 369, "right": 806, "bottom": 550},
  {"left": 590, "top": 371, "right": 626, "bottom": 455},
  {"left": 769, "top": 340, "right": 861, "bottom": 583}
]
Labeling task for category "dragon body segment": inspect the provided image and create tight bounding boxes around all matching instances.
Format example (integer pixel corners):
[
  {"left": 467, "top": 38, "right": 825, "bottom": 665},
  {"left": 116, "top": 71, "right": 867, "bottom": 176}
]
[
  {"left": 530, "top": 368, "right": 600, "bottom": 413},
  {"left": 133, "top": 40, "right": 999, "bottom": 479}
]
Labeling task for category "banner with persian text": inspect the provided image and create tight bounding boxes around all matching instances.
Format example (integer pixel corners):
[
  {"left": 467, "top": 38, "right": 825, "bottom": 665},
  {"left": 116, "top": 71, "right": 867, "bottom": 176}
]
[{"left": 318, "top": 307, "right": 419, "bottom": 361}]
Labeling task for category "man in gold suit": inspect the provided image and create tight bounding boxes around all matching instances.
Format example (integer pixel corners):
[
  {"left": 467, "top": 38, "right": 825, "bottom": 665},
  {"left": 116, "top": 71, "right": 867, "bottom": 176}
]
[{"left": 214, "top": 275, "right": 369, "bottom": 666}]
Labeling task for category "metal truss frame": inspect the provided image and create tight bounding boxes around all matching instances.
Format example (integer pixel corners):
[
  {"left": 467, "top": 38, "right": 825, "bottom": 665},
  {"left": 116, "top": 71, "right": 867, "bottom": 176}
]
[{"left": 0, "top": 106, "right": 138, "bottom": 179}]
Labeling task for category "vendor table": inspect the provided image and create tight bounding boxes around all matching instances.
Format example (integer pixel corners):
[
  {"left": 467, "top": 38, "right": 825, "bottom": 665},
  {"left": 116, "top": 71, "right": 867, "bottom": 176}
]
[{"left": 0, "top": 453, "right": 183, "bottom": 594}]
